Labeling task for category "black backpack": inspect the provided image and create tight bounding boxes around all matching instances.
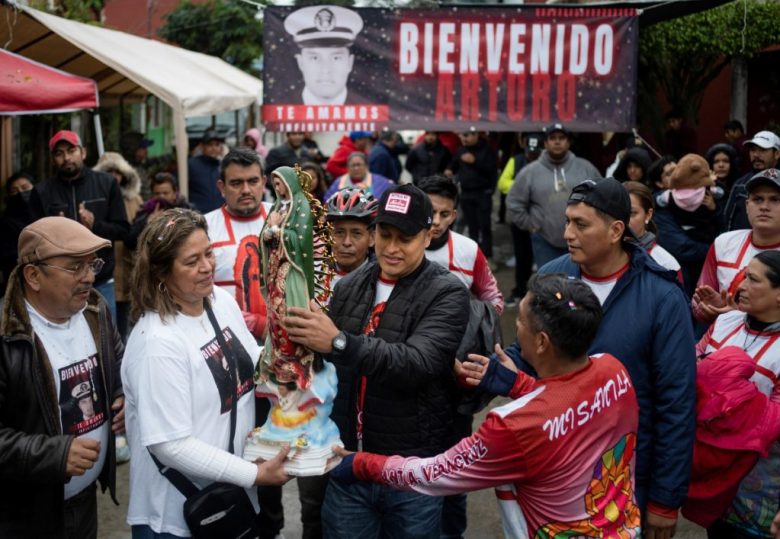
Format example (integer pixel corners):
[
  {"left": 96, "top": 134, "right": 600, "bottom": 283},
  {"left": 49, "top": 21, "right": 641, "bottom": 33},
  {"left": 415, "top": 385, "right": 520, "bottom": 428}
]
[{"left": 454, "top": 297, "right": 503, "bottom": 416}]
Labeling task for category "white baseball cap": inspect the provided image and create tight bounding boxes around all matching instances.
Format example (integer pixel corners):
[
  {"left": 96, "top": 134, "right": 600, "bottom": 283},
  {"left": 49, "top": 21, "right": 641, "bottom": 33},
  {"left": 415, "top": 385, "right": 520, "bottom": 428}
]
[{"left": 744, "top": 130, "right": 780, "bottom": 150}]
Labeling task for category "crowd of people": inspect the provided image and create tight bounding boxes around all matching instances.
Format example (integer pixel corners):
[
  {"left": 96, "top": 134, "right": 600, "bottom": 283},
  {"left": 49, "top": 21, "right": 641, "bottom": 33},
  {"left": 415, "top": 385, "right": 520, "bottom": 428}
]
[{"left": 2, "top": 118, "right": 780, "bottom": 539}]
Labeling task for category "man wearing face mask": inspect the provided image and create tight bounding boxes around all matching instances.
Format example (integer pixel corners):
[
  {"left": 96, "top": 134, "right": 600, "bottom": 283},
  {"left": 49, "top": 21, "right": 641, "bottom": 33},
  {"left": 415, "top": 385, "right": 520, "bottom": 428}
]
[{"left": 0, "top": 172, "right": 38, "bottom": 295}]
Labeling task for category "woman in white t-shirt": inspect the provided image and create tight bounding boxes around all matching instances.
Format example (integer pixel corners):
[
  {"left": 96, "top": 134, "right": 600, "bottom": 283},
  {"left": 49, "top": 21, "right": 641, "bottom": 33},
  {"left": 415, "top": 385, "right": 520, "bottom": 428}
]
[
  {"left": 121, "top": 208, "right": 290, "bottom": 538},
  {"left": 623, "top": 181, "right": 682, "bottom": 279}
]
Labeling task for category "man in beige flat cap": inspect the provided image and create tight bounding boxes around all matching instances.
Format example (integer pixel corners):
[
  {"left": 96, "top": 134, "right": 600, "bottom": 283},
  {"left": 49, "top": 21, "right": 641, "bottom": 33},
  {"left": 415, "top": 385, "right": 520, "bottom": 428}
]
[{"left": 0, "top": 216, "right": 124, "bottom": 539}]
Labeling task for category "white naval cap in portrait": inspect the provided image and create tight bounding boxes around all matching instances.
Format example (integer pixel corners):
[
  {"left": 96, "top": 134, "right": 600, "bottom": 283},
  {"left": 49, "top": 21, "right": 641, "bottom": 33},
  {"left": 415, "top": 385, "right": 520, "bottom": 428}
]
[{"left": 284, "top": 5, "right": 364, "bottom": 48}]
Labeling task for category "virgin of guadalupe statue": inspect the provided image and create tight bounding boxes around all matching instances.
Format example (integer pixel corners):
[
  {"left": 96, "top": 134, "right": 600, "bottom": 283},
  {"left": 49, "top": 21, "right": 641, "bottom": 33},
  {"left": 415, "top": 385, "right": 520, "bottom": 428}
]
[
  {"left": 260, "top": 166, "right": 317, "bottom": 390},
  {"left": 248, "top": 165, "right": 341, "bottom": 475}
]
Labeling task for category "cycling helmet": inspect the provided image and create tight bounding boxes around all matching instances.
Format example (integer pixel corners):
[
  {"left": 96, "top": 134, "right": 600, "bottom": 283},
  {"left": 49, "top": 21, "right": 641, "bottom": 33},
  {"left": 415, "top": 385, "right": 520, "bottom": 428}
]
[{"left": 326, "top": 187, "right": 378, "bottom": 222}]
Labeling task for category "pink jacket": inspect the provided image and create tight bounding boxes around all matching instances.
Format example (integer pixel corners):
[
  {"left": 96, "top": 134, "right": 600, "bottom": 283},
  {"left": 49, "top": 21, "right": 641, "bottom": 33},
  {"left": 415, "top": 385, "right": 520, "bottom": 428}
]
[{"left": 682, "top": 346, "right": 780, "bottom": 527}]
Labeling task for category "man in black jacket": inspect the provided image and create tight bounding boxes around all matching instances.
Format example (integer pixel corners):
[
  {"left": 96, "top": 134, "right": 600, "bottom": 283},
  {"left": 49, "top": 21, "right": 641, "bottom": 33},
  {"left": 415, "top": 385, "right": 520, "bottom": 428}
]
[
  {"left": 446, "top": 128, "right": 498, "bottom": 259},
  {"left": 0, "top": 217, "right": 124, "bottom": 538},
  {"left": 405, "top": 131, "right": 452, "bottom": 185},
  {"left": 265, "top": 132, "right": 311, "bottom": 174},
  {"left": 284, "top": 184, "right": 470, "bottom": 538},
  {"left": 31, "top": 131, "right": 129, "bottom": 320}
]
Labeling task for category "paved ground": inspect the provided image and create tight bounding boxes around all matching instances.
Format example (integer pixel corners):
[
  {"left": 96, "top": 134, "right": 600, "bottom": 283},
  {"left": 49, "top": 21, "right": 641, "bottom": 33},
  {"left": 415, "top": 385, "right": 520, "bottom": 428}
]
[{"left": 97, "top": 220, "right": 706, "bottom": 538}]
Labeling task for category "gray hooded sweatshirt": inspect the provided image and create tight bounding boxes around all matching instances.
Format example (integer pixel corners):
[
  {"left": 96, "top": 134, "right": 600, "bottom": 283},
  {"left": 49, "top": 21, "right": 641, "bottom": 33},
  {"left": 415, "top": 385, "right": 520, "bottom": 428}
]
[{"left": 506, "top": 150, "right": 601, "bottom": 248}]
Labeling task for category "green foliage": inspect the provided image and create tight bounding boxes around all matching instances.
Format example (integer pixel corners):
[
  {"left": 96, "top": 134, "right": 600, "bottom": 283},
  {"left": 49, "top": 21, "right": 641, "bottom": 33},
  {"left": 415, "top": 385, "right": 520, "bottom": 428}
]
[
  {"left": 159, "top": 0, "right": 264, "bottom": 76},
  {"left": 28, "top": 0, "right": 104, "bottom": 23},
  {"left": 639, "top": 0, "right": 780, "bottom": 129}
]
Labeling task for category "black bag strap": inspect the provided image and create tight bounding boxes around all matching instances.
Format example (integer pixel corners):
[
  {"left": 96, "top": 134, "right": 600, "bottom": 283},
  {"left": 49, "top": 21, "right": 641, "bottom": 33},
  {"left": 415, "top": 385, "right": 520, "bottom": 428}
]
[
  {"left": 149, "top": 300, "right": 241, "bottom": 497},
  {"left": 204, "top": 301, "right": 239, "bottom": 454}
]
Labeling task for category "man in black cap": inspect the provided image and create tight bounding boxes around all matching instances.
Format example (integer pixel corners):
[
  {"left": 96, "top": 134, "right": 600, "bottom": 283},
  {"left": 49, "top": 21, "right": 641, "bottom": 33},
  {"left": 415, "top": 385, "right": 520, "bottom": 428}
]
[
  {"left": 483, "top": 178, "right": 696, "bottom": 539},
  {"left": 284, "top": 5, "right": 364, "bottom": 105},
  {"left": 188, "top": 129, "right": 226, "bottom": 213},
  {"left": 283, "top": 184, "right": 470, "bottom": 538}
]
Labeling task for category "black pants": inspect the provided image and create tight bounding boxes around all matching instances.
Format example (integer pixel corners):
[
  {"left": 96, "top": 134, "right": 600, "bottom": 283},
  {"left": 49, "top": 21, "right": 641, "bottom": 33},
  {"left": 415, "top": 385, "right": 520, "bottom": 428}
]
[
  {"left": 63, "top": 483, "right": 98, "bottom": 539},
  {"left": 460, "top": 191, "right": 493, "bottom": 259},
  {"left": 256, "top": 398, "right": 284, "bottom": 539},
  {"left": 510, "top": 223, "right": 533, "bottom": 297},
  {"left": 297, "top": 474, "right": 330, "bottom": 539}
]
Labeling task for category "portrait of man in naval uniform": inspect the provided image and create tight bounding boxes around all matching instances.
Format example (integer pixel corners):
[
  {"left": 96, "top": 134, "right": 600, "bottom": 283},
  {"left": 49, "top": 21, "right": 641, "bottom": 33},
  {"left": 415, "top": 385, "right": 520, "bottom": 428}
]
[{"left": 284, "top": 5, "right": 364, "bottom": 105}]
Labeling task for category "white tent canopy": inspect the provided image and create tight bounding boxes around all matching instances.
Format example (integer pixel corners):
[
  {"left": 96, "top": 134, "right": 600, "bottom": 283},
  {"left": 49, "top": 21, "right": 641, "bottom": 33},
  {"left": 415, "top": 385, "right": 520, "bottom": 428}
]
[{"left": 0, "top": 3, "right": 263, "bottom": 194}]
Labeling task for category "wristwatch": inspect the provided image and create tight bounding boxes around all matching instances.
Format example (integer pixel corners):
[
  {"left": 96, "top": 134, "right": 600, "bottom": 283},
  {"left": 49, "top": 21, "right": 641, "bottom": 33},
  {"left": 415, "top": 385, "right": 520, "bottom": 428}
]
[{"left": 331, "top": 331, "right": 347, "bottom": 352}]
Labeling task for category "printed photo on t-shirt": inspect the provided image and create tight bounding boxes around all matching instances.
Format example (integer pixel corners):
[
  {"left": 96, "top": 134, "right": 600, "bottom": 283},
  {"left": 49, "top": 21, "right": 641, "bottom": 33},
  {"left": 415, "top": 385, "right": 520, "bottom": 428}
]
[
  {"left": 58, "top": 354, "right": 107, "bottom": 436},
  {"left": 201, "top": 327, "right": 255, "bottom": 414},
  {"left": 233, "top": 236, "right": 265, "bottom": 316}
]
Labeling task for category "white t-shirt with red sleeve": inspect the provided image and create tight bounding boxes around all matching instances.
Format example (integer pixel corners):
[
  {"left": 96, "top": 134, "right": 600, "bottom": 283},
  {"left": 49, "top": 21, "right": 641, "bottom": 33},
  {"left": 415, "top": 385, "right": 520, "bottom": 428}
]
[
  {"left": 205, "top": 204, "right": 273, "bottom": 336},
  {"left": 425, "top": 230, "right": 504, "bottom": 314}
]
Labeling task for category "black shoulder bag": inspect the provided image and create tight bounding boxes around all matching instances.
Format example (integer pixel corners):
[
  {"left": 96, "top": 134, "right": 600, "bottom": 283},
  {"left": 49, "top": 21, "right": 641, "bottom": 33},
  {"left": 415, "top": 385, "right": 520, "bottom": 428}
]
[{"left": 150, "top": 303, "right": 259, "bottom": 539}]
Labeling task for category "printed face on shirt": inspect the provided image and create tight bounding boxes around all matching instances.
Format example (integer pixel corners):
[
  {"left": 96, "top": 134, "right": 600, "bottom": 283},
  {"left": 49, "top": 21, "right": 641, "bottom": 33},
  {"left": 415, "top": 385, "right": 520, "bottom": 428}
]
[
  {"left": 52, "top": 142, "right": 86, "bottom": 180},
  {"left": 737, "top": 258, "right": 780, "bottom": 319},
  {"left": 58, "top": 355, "right": 107, "bottom": 435},
  {"left": 563, "top": 203, "right": 624, "bottom": 267},
  {"left": 164, "top": 229, "right": 215, "bottom": 312},
  {"left": 332, "top": 219, "right": 374, "bottom": 273},
  {"left": 428, "top": 193, "right": 457, "bottom": 241},
  {"left": 26, "top": 254, "right": 98, "bottom": 322},
  {"left": 374, "top": 223, "right": 431, "bottom": 280},
  {"left": 295, "top": 47, "right": 354, "bottom": 103},
  {"left": 628, "top": 193, "right": 652, "bottom": 238},
  {"left": 218, "top": 162, "right": 265, "bottom": 217},
  {"left": 746, "top": 184, "right": 780, "bottom": 235}
]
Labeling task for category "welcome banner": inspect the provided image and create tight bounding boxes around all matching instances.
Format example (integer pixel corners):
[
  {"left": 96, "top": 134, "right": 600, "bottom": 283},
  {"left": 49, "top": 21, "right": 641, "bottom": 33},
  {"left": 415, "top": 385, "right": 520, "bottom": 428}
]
[{"left": 262, "top": 6, "right": 638, "bottom": 132}]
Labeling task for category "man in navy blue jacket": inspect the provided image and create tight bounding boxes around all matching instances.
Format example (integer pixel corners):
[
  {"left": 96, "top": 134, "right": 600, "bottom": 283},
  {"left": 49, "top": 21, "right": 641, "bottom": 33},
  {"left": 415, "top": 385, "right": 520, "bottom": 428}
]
[
  {"left": 368, "top": 130, "right": 401, "bottom": 182},
  {"left": 472, "top": 178, "right": 695, "bottom": 539}
]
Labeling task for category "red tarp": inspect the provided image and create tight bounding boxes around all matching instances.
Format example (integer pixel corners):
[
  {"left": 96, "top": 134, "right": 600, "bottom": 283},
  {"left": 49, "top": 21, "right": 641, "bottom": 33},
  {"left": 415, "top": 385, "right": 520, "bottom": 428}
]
[{"left": 0, "top": 48, "right": 98, "bottom": 114}]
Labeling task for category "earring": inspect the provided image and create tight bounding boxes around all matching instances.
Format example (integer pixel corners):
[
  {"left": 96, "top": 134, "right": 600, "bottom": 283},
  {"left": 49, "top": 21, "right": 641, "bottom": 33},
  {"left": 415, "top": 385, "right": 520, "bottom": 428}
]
[
  {"left": 158, "top": 281, "right": 168, "bottom": 295},
  {"left": 644, "top": 221, "right": 649, "bottom": 225}
]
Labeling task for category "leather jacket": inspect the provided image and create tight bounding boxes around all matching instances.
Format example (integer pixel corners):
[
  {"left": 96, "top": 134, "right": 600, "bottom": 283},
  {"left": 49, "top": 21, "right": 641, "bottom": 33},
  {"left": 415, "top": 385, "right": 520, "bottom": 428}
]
[{"left": 0, "top": 267, "right": 123, "bottom": 537}]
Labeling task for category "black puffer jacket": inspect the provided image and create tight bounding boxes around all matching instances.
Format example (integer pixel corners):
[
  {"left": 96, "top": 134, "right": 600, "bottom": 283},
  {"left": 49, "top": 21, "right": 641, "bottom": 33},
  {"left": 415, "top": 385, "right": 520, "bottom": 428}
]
[
  {"left": 326, "top": 258, "right": 470, "bottom": 457},
  {"left": 0, "top": 267, "right": 123, "bottom": 537}
]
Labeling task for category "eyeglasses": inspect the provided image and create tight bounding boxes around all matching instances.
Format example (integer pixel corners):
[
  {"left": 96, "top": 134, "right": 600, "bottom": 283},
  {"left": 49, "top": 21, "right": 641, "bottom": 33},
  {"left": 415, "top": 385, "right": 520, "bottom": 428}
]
[{"left": 38, "top": 258, "right": 105, "bottom": 279}]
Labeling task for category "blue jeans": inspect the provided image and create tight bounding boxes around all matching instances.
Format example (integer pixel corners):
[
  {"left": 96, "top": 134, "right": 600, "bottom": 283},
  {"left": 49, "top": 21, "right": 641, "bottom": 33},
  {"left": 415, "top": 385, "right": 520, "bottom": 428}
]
[
  {"left": 94, "top": 279, "right": 117, "bottom": 323},
  {"left": 322, "top": 478, "right": 443, "bottom": 539},
  {"left": 530, "top": 234, "right": 568, "bottom": 268},
  {"left": 131, "top": 525, "right": 186, "bottom": 539}
]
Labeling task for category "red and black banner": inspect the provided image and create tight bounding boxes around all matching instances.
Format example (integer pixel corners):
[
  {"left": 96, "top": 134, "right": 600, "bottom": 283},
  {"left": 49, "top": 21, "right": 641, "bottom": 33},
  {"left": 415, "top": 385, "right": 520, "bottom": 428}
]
[{"left": 262, "top": 6, "right": 638, "bottom": 132}]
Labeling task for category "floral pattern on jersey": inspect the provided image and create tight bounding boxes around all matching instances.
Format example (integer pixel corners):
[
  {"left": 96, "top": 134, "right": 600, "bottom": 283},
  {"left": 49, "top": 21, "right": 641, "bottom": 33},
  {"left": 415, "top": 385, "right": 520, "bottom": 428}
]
[{"left": 535, "top": 433, "right": 640, "bottom": 539}]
